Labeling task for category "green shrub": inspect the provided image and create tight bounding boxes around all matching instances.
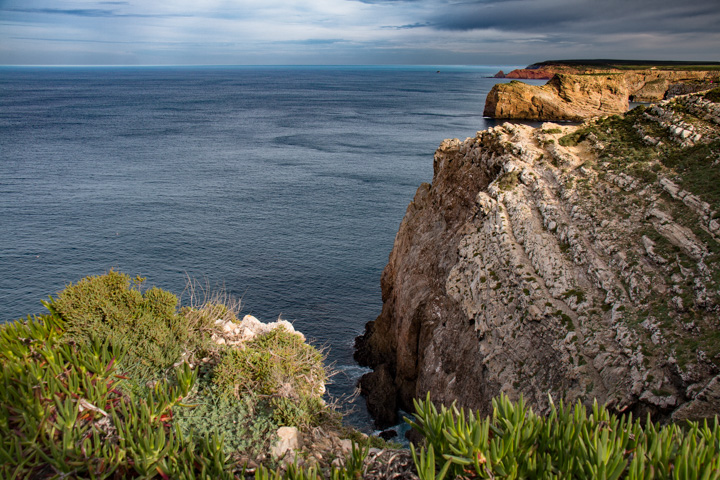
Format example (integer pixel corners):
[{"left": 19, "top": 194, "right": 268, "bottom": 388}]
[
  {"left": 559, "top": 129, "right": 590, "bottom": 147},
  {"left": 213, "top": 326, "right": 327, "bottom": 428},
  {"left": 542, "top": 128, "right": 563, "bottom": 134},
  {"left": 45, "top": 271, "right": 196, "bottom": 379},
  {"left": 497, "top": 171, "right": 519, "bottom": 191},
  {"left": 173, "top": 384, "right": 279, "bottom": 456}
]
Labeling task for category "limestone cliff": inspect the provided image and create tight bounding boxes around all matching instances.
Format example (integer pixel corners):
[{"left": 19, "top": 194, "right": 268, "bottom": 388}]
[
  {"left": 356, "top": 90, "right": 720, "bottom": 428},
  {"left": 503, "top": 60, "right": 720, "bottom": 81},
  {"left": 484, "top": 71, "right": 717, "bottom": 121},
  {"left": 484, "top": 75, "right": 629, "bottom": 122}
]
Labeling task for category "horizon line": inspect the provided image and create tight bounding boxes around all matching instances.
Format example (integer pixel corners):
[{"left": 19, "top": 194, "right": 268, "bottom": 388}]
[{"left": 0, "top": 63, "right": 522, "bottom": 68}]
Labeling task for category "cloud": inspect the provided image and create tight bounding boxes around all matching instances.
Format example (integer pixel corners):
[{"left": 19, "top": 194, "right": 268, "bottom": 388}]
[
  {"left": 431, "top": 0, "right": 720, "bottom": 36},
  {"left": 3, "top": 6, "right": 188, "bottom": 18},
  {"left": 351, "top": 0, "right": 420, "bottom": 3},
  {"left": 382, "top": 22, "right": 431, "bottom": 30},
  {"left": 0, "top": 0, "right": 718, "bottom": 65},
  {"left": 272, "top": 38, "right": 346, "bottom": 45},
  {"left": 5, "top": 8, "right": 117, "bottom": 17}
]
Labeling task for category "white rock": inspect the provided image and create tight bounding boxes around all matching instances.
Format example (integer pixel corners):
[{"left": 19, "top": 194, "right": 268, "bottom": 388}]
[
  {"left": 271, "top": 427, "right": 303, "bottom": 459},
  {"left": 339, "top": 439, "right": 352, "bottom": 454}
]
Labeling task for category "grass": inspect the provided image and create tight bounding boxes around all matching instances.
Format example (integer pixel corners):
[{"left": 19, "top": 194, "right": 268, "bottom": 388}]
[
  {"left": 705, "top": 87, "right": 720, "bottom": 103},
  {"left": 661, "top": 140, "right": 720, "bottom": 211},
  {"left": 497, "top": 170, "right": 519, "bottom": 191},
  {"left": 213, "top": 326, "right": 330, "bottom": 428}
]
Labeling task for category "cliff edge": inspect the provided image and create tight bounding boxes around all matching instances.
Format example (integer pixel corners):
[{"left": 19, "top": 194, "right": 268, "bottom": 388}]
[{"left": 356, "top": 89, "right": 720, "bottom": 428}]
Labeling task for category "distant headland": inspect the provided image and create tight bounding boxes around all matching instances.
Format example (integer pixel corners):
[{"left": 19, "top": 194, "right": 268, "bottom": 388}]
[{"left": 486, "top": 59, "right": 720, "bottom": 121}]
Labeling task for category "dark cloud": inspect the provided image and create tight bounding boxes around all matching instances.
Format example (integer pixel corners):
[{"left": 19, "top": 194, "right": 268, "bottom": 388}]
[
  {"left": 2, "top": 7, "right": 187, "bottom": 19},
  {"left": 382, "top": 22, "right": 432, "bottom": 29},
  {"left": 5, "top": 8, "right": 117, "bottom": 17},
  {"left": 352, "top": 0, "right": 420, "bottom": 3},
  {"left": 429, "top": 0, "right": 720, "bottom": 36}
]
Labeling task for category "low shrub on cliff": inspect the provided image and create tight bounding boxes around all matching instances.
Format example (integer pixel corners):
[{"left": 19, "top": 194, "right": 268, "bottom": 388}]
[
  {"left": 1, "top": 272, "right": 337, "bottom": 477},
  {"left": 406, "top": 393, "right": 720, "bottom": 480},
  {"left": 213, "top": 326, "right": 330, "bottom": 428},
  {"left": 45, "top": 271, "right": 203, "bottom": 379},
  {"left": 705, "top": 86, "right": 720, "bottom": 103}
]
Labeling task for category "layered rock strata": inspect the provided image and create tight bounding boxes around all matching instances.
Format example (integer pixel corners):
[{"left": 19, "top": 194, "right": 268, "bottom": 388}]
[
  {"left": 484, "top": 71, "right": 716, "bottom": 121},
  {"left": 356, "top": 91, "right": 720, "bottom": 428}
]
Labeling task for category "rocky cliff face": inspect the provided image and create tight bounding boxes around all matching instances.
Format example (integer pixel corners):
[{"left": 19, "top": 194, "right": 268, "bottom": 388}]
[
  {"left": 484, "top": 71, "right": 716, "bottom": 121},
  {"left": 484, "top": 75, "right": 629, "bottom": 122},
  {"left": 356, "top": 90, "right": 720, "bottom": 428}
]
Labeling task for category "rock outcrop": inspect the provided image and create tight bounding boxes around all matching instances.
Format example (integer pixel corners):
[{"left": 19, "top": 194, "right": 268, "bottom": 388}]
[
  {"left": 506, "top": 68, "right": 559, "bottom": 79},
  {"left": 485, "top": 71, "right": 717, "bottom": 121},
  {"left": 356, "top": 91, "right": 720, "bottom": 428},
  {"left": 504, "top": 60, "right": 720, "bottom": 81},
  {"left": 484, "top": 75, "right": 629, "bottom": 122}
]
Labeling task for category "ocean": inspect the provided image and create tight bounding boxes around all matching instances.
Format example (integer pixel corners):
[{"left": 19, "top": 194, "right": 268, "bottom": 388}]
[{"left": 0, "top": 65, "right": 543, "bottom": 430}]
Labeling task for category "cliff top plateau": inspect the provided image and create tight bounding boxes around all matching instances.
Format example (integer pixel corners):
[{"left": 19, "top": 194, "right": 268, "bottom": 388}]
[{"left": 499, "top": 60, "right": 720, "bottom": 80}]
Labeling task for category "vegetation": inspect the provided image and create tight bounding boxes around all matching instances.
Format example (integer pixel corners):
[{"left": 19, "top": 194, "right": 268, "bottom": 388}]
[
  {"left": 47, "top": 271, "right": 202, "bottom": 380},
  {"left": 542, "top": 128, "right": 563, "bottom": 134},
  {"left": 407, "top": 394, "right": 720, "bottom": 480},
  {"left": 705, "top": 87, "right": 720, "bottom": 103},
  {"left": 0, "top": 272, "right": 335, "bottom": 478},
  {"left": 213, "top": 326, "right": 329, "bottom": 428},
  {"left": 0, "top": 312, "right": 236, "bottom": 479},
  {"left": 497, "top": 171, "right": 519, "bottom": 191},
  {"left": 530, "top": 60, "right": 720, "bottom": 71},
  {"left": 3, "top": 273, "right": 720, "bottom": 478}
]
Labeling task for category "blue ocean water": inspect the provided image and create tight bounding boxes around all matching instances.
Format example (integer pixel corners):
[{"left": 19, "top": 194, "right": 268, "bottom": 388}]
[{"left": 0, "top": 65, "right": 542, "bottom": 430}]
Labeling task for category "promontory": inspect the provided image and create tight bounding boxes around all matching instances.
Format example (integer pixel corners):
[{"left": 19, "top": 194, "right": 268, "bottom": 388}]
[
  {"left": 356, "top": 86, "right": 720, "bottom": 428},
  {"left": 485, "top": 60, "right": 720, "bottom": 121}
]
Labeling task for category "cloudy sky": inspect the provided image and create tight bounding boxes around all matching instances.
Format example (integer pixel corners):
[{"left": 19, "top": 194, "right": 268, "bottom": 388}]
[{"left": 1, "top": 0, "right": 718, "bottom": 65}]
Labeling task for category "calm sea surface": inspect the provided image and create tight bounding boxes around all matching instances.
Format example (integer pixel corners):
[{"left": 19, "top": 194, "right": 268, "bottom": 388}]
[{"left": 0, "top": 65, "right": 542, "bottom": 430}]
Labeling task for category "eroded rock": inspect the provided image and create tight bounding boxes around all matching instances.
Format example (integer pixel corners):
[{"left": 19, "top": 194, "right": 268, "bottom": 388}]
[{"left": 357, "top": 92, "right": 720, "bottom": 426}]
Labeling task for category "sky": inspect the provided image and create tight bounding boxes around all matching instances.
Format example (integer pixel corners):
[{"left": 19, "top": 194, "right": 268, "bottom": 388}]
[{"left": 1, "top": 0, "right": 719, "bottom": 66}]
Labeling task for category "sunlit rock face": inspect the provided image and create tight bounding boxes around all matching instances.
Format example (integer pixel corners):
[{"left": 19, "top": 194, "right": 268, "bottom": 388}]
[
  {"left": 356, "top": 91, "right": 720, "bottom": 428},
  {"left": 484, "top": 71, "right": 716, "bottom": 121}
]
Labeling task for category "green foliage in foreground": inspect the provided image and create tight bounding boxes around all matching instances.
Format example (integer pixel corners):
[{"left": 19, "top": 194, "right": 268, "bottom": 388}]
[
  {"left": 0, "top": 314, "right": 235, "bottom": 479},
  {"left": 6, "top": 273, "right": 719, "bottom": 479},
  {"left": 47, "top": 271, "right": 201, "bottom": 380},
  {"left": 407, "top": 393, "right": 720, "bottom": 480},
  {"left": 0, "top": 272, "right": 336, "bottom": 478}
]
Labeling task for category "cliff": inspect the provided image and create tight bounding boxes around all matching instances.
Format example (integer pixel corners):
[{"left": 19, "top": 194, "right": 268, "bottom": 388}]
[
  {"left": 484, "top": 71, "right": 717, "bottom": 121},
  {"left": 484, "top": 74, "right": 629, "bottom": 122},
  {"left": 501, "top": 59, "right": 720, "bottom": 80},
  {"left": 356, "top": 89, "right": 720, "bottom": 428}
]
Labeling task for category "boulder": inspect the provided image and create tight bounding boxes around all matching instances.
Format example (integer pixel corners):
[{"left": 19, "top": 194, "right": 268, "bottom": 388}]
[{"left": 271, "top": 426, "right": 303, "bottom": 459}]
